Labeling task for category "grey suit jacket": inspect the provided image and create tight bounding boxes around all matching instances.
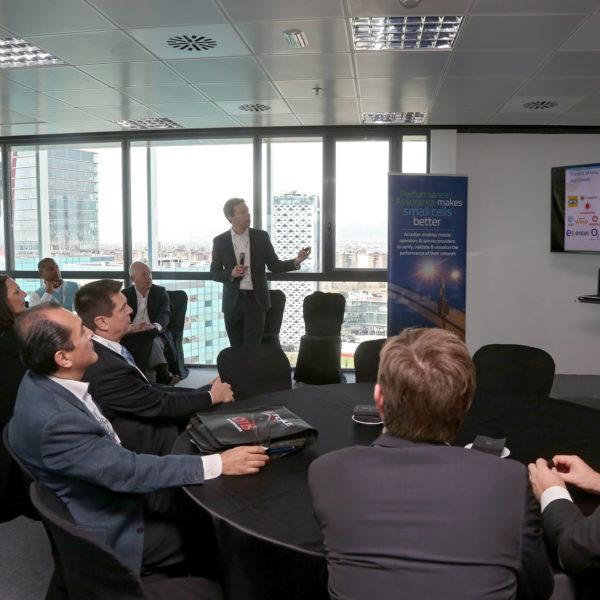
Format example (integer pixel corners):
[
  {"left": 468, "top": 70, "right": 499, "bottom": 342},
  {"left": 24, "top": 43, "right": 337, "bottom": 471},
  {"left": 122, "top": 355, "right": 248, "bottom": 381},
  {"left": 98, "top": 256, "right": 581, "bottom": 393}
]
[
  {"left": 210, "top": 227, "right": 296, "bottom": 312},
  {"left": 308, "top": 433, "right": 553, "bottom": 600},
  {"left": 8, "top": 371, "right": 205, "bottom": 573}
]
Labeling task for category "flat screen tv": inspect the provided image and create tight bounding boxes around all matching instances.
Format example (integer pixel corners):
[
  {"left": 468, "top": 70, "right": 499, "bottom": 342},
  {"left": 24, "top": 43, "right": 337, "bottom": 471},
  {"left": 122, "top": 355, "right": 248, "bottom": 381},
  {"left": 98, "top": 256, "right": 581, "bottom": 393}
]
[{"left": 551, "top": 162, "right": 600, "bottom": 253}]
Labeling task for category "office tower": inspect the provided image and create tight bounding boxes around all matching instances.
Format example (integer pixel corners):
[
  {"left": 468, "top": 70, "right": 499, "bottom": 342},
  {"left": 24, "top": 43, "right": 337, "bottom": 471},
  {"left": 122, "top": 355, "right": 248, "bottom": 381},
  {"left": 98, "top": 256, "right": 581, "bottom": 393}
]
[
  {"left": 269, "top": 192, "right": 320, "bottom": 352},
  {"left": 11, "top": 149, "right": 99, "bottom": 269}
]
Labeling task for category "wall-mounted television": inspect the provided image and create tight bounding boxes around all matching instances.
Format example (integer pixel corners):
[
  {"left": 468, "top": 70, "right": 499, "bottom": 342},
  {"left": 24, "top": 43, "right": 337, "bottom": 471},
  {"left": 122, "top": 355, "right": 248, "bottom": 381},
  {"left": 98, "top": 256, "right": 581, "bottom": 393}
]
[{"left": 551, "top": 162, "right": 600, "bottom": 253}]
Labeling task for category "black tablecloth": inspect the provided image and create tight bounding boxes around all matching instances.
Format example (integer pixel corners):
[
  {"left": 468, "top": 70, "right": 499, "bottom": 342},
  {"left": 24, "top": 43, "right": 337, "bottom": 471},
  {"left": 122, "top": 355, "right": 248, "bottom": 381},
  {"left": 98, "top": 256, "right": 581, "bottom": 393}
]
[{"left": 174, "top": 383, "right": 600, "bottom": 600}]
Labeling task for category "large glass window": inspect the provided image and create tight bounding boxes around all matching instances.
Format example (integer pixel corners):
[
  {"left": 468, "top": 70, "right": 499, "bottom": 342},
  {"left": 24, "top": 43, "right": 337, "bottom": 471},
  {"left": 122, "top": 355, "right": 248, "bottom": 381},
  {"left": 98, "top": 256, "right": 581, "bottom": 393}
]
[
  {"left": 335, "top": 140, "right": 389, "bottom": 270},
  {"left": 262, "top": 137, "right": 322, "bottom": 272},
  {"left": 10, "top": 143, "right": 122, "bottom": 271},
  {"left": 0, "top": 151, "right": 4, "bottom": 271},
  {"left": 402, "top": 135, "right": 428, "bottom": 173},
  {"left": 130, "top": 139, "right": 253, "bottom": 271}
]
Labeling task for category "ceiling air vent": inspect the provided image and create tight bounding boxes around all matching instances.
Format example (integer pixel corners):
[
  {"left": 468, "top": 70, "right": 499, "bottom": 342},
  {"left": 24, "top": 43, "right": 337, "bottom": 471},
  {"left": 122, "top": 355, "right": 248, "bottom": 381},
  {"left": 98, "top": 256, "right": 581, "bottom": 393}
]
[
  {"left": 167, "top": 35, "right": 217, "bottom": 52},
  {"left": 523, "top": 100, "right": 558, "bottom": 110},
  {"left": 113, "top": 117, "right": 183, "bottom": 130},
  {"left": 239, "top": 104, "right": 271, "bottom": 112}
]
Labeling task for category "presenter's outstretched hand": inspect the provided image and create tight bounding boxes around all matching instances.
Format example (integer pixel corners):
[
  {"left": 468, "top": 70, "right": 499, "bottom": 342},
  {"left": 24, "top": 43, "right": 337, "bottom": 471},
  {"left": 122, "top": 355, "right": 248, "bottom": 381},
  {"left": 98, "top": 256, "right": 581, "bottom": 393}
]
[
  {"left": 211, "top": 380, "right": 234, "bottom": 404},
  {"left": 295, "top": 247, "right": 311, "bottom": 266},
  {"left": 221, "top": 446, "right": 269, "bottom": 475},
  {"left": 231, "top": 265, "right": 248, "bottom": 278}
]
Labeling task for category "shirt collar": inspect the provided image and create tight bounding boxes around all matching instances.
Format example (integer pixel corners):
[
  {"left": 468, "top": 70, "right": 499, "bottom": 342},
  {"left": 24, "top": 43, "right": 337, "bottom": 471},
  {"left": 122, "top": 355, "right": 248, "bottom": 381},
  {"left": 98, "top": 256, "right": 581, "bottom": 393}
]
[
  {"left": 92, "top": 333, "right": 124, "bottom": 356},
  {"left": 231, "top": 227, "right": 249, "bottom": 239},
  {"left": 48, "top": 376, "right": 90, "bottom": 401}
]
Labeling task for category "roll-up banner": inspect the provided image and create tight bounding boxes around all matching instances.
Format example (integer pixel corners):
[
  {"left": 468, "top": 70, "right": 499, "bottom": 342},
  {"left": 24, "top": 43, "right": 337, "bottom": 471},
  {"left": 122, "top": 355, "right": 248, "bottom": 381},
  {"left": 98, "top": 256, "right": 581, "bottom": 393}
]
[{"left": 388, "top": 173, "right": 468, "bottom": 341}]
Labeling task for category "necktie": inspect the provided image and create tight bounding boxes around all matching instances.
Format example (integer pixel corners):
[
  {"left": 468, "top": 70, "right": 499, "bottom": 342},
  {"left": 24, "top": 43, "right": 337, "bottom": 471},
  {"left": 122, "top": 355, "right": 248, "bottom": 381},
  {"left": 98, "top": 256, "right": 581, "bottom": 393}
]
[{"left": 121, "top": 346, "right": 136, "bottom": 367}]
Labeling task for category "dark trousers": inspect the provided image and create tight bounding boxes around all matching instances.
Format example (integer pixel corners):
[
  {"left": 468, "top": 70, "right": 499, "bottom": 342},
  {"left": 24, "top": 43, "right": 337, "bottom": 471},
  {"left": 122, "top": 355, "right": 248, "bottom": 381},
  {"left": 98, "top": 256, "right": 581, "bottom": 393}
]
[{"left": 224, "top": 291, "right": 265, "bottom": 345}]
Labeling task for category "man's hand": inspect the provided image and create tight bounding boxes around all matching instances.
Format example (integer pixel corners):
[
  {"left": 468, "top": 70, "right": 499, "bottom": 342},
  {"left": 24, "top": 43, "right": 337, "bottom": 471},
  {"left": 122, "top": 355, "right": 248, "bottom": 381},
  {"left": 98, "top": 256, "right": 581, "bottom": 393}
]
[
  {"left": 528, "top": 458, "right": 566, "bottom": 501},
  {"left": 231, "top": 265, "right": 248, "bottom": 279},
  {"left": 130, "top": 322, "right": 152, "bottom": 333},
  {"left": 211, "top": 380, "right": 234, "bottom": 404},
  {"left": 44, "top": 279, "right": 57, "bottom": 293},
  {"left": 549, "top": 455, "right": 600, "bottom": 495},
  {"left": 221, "top": 446, "right": 269, "bottom": 475},
  {"left": 295, "top": 247, "right": 311, "bottom": 267}
]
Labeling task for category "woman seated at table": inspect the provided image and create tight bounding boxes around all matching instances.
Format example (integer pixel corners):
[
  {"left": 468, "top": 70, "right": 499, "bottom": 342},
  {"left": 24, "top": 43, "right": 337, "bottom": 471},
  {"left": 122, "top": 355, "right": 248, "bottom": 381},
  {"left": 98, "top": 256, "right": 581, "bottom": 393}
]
[{"left": 0, "top": 275, "right": 30, "bottom": 522}]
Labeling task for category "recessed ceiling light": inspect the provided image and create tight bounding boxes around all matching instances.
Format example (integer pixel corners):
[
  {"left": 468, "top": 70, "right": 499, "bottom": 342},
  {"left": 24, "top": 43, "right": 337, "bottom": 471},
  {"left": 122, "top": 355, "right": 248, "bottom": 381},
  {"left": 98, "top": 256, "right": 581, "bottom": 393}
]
[
  {"left": 239, "top": 103, "right": 271, "bottom": 112},
  {"left": 0, "top": 37, "right": 66, "bottom": 69},
  {"left": 352, "top": 16, "right": 463, "bottom": 50},
  {"left": 363, "top": 112, "right": 426, "bottom": 124},
  {"left": 282, "top": 29, "right": 309, "bottom": 49},
  {"left": 113, "top": 117, "right": 183, "bottom": 129}
]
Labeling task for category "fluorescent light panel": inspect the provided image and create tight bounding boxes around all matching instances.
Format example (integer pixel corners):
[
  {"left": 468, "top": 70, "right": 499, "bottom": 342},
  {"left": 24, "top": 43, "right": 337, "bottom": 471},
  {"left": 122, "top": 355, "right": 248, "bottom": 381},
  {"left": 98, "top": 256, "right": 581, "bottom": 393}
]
[
  {"left": 113, "top": 117, "right": 183, "bottom": 130},
  {"left": 363, "top": 112, "right": 426, "bottom": 124},
  {"left": 0, "top": 37, "right": 66, "bottom": 69},
  {"left": 282, "top": 29, "right": 309, "bottom": 49},
  {"left": 352, "top": 16, "right": 463, "bottom": 50}
]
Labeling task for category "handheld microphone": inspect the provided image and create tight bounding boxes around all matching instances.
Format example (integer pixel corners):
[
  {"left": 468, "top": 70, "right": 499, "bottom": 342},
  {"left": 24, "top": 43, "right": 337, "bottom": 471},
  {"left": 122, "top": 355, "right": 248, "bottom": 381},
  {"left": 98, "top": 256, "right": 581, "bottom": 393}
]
[{"left": 239, "top": 252, "right": 245, "bottom": 265}]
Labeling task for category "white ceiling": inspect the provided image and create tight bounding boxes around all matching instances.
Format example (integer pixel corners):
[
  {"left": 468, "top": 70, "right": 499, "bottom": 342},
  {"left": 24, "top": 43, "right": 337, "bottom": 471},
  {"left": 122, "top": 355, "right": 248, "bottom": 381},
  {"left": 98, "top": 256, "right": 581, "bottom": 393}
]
[{"left": 1, "top": 0, "right": 600, "bottom": 135}]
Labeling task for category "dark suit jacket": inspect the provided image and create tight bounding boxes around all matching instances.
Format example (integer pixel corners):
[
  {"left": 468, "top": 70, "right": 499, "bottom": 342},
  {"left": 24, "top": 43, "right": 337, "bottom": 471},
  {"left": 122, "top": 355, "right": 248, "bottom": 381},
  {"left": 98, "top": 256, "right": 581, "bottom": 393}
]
[
  {"left": 123, "top": 284, "right": 177, "bottom": 361},
  {"left": 543, "top": 498, "right": 600, "bottom": 575},
  {"left": 308, "top": 433, "right": 553, "bottom": 600},
  {"left": 210, "top": 227, "right": 296, "bottom": 312},
  {"left": 84, "top": 340, "right": 212, "bottom": 456},
  {"left": 8, "top": 371, "right": 205, "bottom": 574}
]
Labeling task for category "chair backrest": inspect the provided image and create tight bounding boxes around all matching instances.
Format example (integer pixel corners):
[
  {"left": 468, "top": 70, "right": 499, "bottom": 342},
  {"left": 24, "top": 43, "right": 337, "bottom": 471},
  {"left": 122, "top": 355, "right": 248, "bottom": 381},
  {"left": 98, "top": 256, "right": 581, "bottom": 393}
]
[
  {"left": 166, "top": 290, "right": 188, "bottom": 334},
  {"left": 302, "top": 292, "right": 345, "bottom": 336},
  {"left": 472, "top": 344, "right": 556, "bottom": 396},
  {"left": 217, "top": 345, "right": 292, "bottom": 400},
  {"left": 262, "top": 289, "right": 286, "bottom": 344},
  {"left": 30, "top": 481, "right": 147, "bottom": 600},
  {"left": 354, "top": 338, "right": 387, "bottom": 383}
]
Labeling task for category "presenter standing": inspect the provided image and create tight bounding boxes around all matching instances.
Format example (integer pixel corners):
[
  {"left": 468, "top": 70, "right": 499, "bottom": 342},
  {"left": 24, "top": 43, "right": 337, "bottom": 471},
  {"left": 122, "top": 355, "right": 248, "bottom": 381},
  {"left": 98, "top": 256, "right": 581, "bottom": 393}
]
[{"left": 210, "top": 198, "right": 310, "bottom": 345}]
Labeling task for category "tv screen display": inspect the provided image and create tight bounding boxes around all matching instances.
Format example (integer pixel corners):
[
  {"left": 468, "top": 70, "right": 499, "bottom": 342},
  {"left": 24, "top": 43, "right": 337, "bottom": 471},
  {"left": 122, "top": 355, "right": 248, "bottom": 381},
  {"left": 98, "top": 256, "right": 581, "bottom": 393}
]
[{"left": 551, "top": 162, "right": 600, "bottom": 253}]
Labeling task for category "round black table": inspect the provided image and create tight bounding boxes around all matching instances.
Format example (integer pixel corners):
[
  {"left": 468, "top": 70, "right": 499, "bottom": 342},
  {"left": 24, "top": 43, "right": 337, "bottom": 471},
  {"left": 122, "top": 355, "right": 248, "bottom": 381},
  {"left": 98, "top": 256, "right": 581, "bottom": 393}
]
[{"left": 173, "top": 382, "right": 379, "bottom": 600}]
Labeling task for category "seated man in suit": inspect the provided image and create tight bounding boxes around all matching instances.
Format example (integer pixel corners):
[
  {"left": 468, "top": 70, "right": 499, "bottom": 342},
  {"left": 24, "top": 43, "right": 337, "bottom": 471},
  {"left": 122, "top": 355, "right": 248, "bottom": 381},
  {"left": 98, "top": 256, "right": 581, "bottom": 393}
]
[
  {"left": 529, "top": 454, "right": 600, "bottom": 583},
  {"left": 8, "top": 303, "right": 268, "bottom": 576},
  {"left": 75, "top": 279, "right": 233, "bottom": 456},
  {"left": 123, "top": 261, "right": 179, "bottom": 385},
  {"left": 308, "top": 328, "right": 553, "bottom": 600},
  {"left": 28, "top": 257, "right": 80, "bottom": 311}
]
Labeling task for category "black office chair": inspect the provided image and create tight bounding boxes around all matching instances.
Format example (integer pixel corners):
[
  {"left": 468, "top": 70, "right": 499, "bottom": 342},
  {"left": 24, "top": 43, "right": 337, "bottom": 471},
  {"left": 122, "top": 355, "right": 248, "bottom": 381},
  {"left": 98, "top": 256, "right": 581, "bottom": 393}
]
[
  {"left": 30, "top": 481, "right": 224, "bottom": 600},
  {"left": 261, "top": 289, "right": 286, "bottom": 345},
  {"left": 472, "top": 344, "right": 556, "bottom": 396},
  {"left": 217, "top": 344, "right": 292, "bottom": 400},
  {"left": 354, "top": 338, "right": 387, "bottom": 383},
  {"left": 167, "top": 289, "right": 189, "bottom": 379},
  {"left": 294, "top": 292, "right": 346, "bottom": 385}
]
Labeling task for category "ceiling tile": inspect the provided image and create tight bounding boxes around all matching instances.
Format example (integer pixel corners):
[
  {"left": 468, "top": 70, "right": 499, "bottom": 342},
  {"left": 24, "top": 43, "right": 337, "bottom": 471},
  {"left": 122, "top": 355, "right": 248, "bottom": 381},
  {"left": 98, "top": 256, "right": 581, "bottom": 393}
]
[
  {"left": 80, "top": 62, "right": 185, "bottom": 87},
  {"left": 0, "top": 91, "right": 69, "bottom": 111},
  {"left": 347, "top": 0, "right": 471, "bottom": 17},
  {"left": 562, "top": 15, "right": 600, "bottom": 50},
  {"left": 0, "top": 122, "right": 50, "bottom": 135},
  {"left": 148, "top": 102, "right": 225, "bottom": 117},
  {"left": 215, "top": 99, "right": 291, "bottom": 115},
  {"left": 119, "top": 85, "right": 207, "bottom": 104},
  {"left": 447, "top": 50, "right": 549, "bottom": 76},
  {"left": 259, "top": 53, "right": 353, "bottom": 80},
  {"left": 471, "top": 0, "right": 600, "bottom": 15},
  {"left": 20, "top": 106, "right": 103, "bottom": 122},
  {"left": 487, "top": 112, "right": 557, "bottom": 125},
  {"left": 361, "top": 97, "right": 431, "bottom": 113},
  {"left": 427, "top": 112, "right": 495, "bottom": 125},
  {"left": 2, "top": 66, "right": 107, "bottom": 91},
  {"left": 0, "top": 109, "right": 44, "bottom": 124},
  {"left": 499, "top": 96, "right": 583, "bottom": 114},
  {"left": 518, "top": 77, "right": 600, "bottom": 96},
  {"left": 89, "top": 0, "right": 226, "bottom": 28},
  {"left": 233, "top": 113, "right": 300, "bottom": 127},
  {"left": 277, "top": 78, "right": 356, "bottom": 98},
  {"left": 537, "top": 51, "right": 600, "bottom": 77},
  {"left": 45, "top": 87, "right": 134, "bottom": 107},
  {"left": 195, "top": 81, "right": 282, "bottom": 101},
  {"left": 298, "top": 112, "right": 362, "bottom": 125},
  {"left": 218, "top": 0, "right": 344, "bottom": 21},
  {"left": 127, "top": 24, "right": 250, "bottom": 59},
  {"left": 358, "top": 77, "right": 438, "bottom": 98},
  {"left": 433, "top": 96, "right": 514, "bottom": 113},
  {"left": 78, "top": 104, "right": 158, "bottom": 120},
  {"left": 456, "top": 15, "right": 586, "bottom": 51},
  {"left": 175, "top": 115, "right": 240, "bottom": 128},
  {"left": 551, "top": 112, "right": 600, "bottom": 126},
  {"left": 286, "top": 97, "right": 358, "bottom": 113},
  {"left": 41, "top": 120, "right": 123, "bottom": 133},
  {"left": 166, "top": 56, "right": 267, "bottom": 83},
  {"left": 356, "top": 52, "right": 450, "bottom": 79},
  {"left": 237, "top": 19, "right": 349, "bottom": 55},
  {"left": 437, "top": 77, "right": 523, "bottom": 97},
  {"left": 27, "top": 31, "right": 155, "bottom": 65},
  {"left": 0, "top": 0, "right": 114, "bottom": 36}
]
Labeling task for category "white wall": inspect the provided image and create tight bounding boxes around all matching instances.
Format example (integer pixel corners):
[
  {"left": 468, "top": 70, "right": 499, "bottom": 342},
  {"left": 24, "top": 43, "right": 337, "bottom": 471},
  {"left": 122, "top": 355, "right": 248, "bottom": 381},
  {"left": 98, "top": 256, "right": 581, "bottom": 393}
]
[{"left": 451, "top": 133, "right": 600, "bottom": 374}]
